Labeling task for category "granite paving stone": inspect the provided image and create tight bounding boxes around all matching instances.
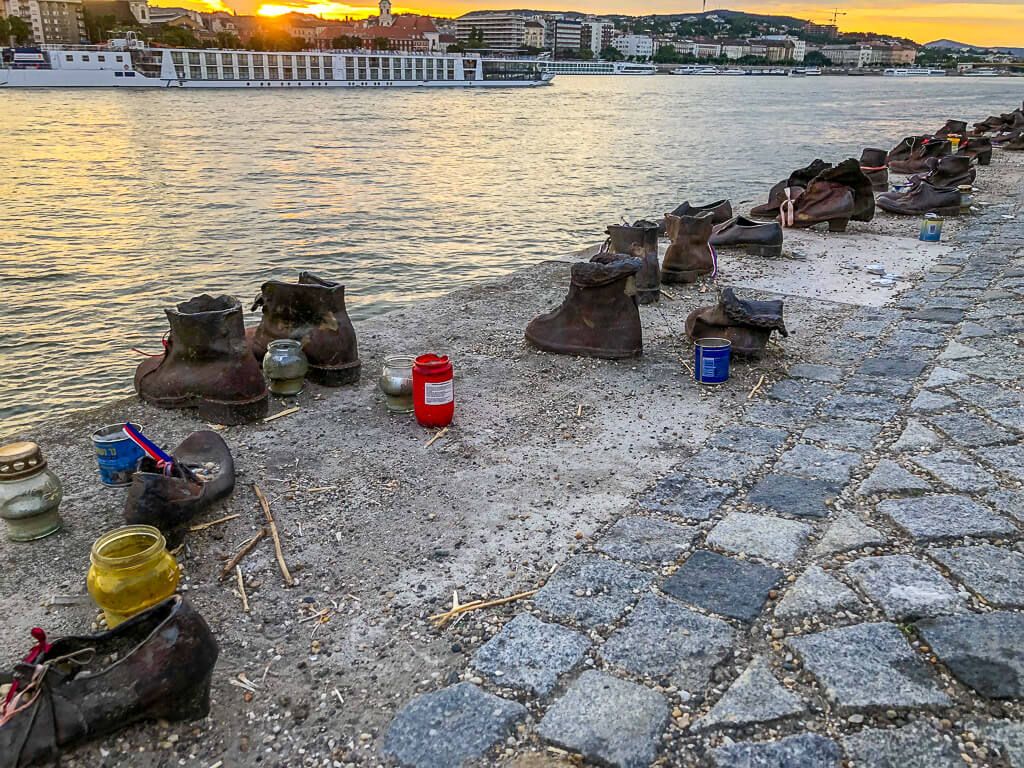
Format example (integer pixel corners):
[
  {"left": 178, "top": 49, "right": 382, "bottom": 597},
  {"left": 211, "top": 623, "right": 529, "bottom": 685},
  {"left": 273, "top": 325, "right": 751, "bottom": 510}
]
[
  {"left": 694, "top": 657, "right": 805, "bottom": 730},
  {"left": 844, "top": 375, "right": 914, "bottom": 397},
  {"left": 706, "top": 511, "right": 812, "bottom": 563},
  {"left": 801, "top": 419, "right": 881, "bottom": 450},
  {"left": 892, "top": 420, "right": 943, "bottom": 452},
  {"left": 639, "top": 475, "right": 734, "bottom": 521},
  {"left": 845, "top": 554, "right": 963, "bottom": 621},
  {"left": 596, "top": 516, "right": 699, "bottom": 565},
  {"left": 953, "top": 382, "right": 1024, "bottom": 409},
  {"left": 680, "top": 448, "right": 766, "bottom": 484},
  {"left": 976, "top": 444, "right": 1024, "bottom": 483},
  {"left": 829, "top": 337, "right": 876, "bottom": 364},
  {"left": 537, "top": 670, "right": 668, "bottom": 768},
  {"left": 662, "top": 550, "right": 783, "bottom": 622},
  {"left": 382, "top": 683, "right": 527, "bottom": 768},
  {"left": 939, "top": 340, "right": 984, "bottom": 360},
  {"left": 911, "top": 391, "right": 958, "bottom": 413},
  {"left": 987, "top": 406, "right": 1024, "bottom": 432},
  {"left": 923, "top": 366, "right": 969, "bottom": 387},
  {"left": 909, "top": 450, "right": 999, "bottom": 492},
  {"left": 857, "top": 459, "right": 931, "bottom": 495},
  {"left": 709, "top": 425, "right": 789, "bottom": 457},
  {"left": 532, "top": 554, "right": 653, "bottom": 628},
  {"left": 825, "top": 393, "right": 901, "bottom": 421},
  {"left": 966, "top": 719, "right": 1024, "bottom": 767},
  {"left": 959, "top": 321, "right": 997, "bottom": 338},
  {"left": 788, "top": 363, "right": 843, "bottom": 383},
  {"left": 842, "top": 319, "right": 891, "bottom": 338},
  {"left": 858, "top": 356, "right": 930, "bottom": 380},
  {"left": 710, "top": 733, "right": 842, "bottom": 768},
  {"left": 766, "top": 379, "right": 834, "bottom": 406},
  {"left": 909, "top": 307, "right": 965, "bottom": 324},
  {"left": 777, "top": 443, "right": 862, "bottom": 483},
  {"left": 599, "top": 594, "right": 735, "bottom": 691},
  {"left": 775, "top": 565, "right": 861, "bottom": 620},
  {"left": 878, "top": 494, "right": 1016, "bottom": 541},
  {"left": 747, "top": 474, "right": 840, "bottom": 518},
  {"left": 892, "top": 329, "right": 948, "bottom": 349},
  {"left": 928, "top": 412, "right": 1017, "bottom": 447},
  {"left": 841, "top": 723, "right": 966, "bottom": 768},
  {"left": 786, "top": 622, "right": 951, "bottom": 711},
  {"left": 946, "top": 356, "right": 1020, "bottom": 382},
  {"left": 929, "top": 544, "right": 1024, "bottom": 608},
  {"left": 917, "top": 612, "right": 1024, "bottom": 699},
  {"left": 745, "top": 401, "right": 816, "bottom": 428},
  {"left": 813, "top": 512, "right": 887, "bottom": 555},
  {"left": 986, "top": 489, "right": 1024, "bottom": 523},
  {"left": 471, "top": 614, "right": 590, "bottom": 696}
]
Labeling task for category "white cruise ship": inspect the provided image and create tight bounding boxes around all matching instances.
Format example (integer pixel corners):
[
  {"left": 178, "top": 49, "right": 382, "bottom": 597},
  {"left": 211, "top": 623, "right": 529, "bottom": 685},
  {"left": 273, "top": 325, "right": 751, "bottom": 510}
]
[
  {"left": 883, "top": 67, "right": 947, "bottom": 77},
  {"left": 539, "top": 60, "right": 656, "bottom": 75},
  {"left": 0, "top": 33, "right": 554, "bottom": 88}
]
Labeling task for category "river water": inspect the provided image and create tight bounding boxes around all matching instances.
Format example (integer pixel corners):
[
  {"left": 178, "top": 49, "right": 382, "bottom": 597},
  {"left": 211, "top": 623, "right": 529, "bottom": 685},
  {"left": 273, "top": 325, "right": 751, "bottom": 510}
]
[{"left": 0, "top": 75, "right": 1019, "bottom": 437}]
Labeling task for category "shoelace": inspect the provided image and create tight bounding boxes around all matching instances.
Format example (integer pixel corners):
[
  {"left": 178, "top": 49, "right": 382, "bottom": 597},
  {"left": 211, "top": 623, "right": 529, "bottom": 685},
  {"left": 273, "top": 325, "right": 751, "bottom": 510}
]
[{"left": 779, "top": 187, "right": 797, "bottom": 228}]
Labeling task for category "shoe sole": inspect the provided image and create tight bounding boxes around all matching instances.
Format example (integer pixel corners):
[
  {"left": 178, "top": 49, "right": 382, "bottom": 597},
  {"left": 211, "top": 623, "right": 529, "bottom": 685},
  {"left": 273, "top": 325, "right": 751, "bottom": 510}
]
[
  {"left": 307, "top": 360, "right": 361, "bottom": 387},
  {"left": 140, "top": 391, "right": 269, "bottom": 425},
  {"left": 524, "top": 333, "right": 642, "bottom": 360},
  {"left": 662, "top": 268, "right": 705, "bottom": 283},
  {"left": 711, "top": 243, "right": 783, "bottom": 258}
]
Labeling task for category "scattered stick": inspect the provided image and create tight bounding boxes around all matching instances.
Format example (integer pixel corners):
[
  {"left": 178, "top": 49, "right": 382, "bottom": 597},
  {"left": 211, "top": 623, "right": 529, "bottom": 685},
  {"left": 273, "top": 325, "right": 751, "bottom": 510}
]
[
  {"left": 219, "top": 528, "right": 267, "bottom": 581},
  {"left": 263, "top": 407, "right": 299, "bottom": 424},
  {"left": 306, "top": 486, "right": 338, "bottom": 494},
  {"left": 424, "top": 427, "right": 449, "bottom": 448},
  {"left": 747, "top": 374, "right": 767, "bottom": 400},
  {"left": 660, "top": 287, "right": 677, "bottom": 300},
  {"left": 235, "top": 566, "right": 250, "bottom": 613},
  {"left": 189, "top": 513, "right": 240, "bottom": 532},
  {"left": 253, "top": 483, "right": 294, "bottom": 587},
  {"left": 429, "top": 588, "right": 539, "bottom": 629},
  {"left": 576, "top": 403, "right": 583, "bottom": 418}
]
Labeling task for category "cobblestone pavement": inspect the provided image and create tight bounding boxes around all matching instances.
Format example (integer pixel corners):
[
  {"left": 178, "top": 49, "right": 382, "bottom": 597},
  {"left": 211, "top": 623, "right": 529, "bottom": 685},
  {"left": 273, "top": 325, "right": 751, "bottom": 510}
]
[{"left": 382, "top": 194, "right": 1024, "bottom": 766}]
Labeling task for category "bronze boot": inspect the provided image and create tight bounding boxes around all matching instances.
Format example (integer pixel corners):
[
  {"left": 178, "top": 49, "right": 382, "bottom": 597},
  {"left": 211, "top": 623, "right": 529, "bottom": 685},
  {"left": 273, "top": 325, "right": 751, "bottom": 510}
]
[
  {"left": 957, "top": 136, "right": 992, "bottom": 165},
  {"left": 911, "top": 155, "right": 976, "bottom": 188},
  {"left": 779, "top": 180, "right": 854, "bottom": 232},
  {"left": 250, "top": 272, "right": 361, "bottom": 386},
  {"left": 525, "top": 259, "right": 642, "bottom": 359},
  {"left": 888, "top": 137, "right": 951, "bottom": 175},
  {"left": 662, "top": 212, "right": 715, "bottom": 284},
  {"left": 666, "top": 199, "right": 733, "bottom": 225},
  {"left": 0, "top": 596, "right": 217, "bottom": 768},
  {"left": 935, "top": 119, "right": 968, "bottom": 138},
  {"left": 859, "top": 147, "right": 889, "bottom": 192},
  {"left": 602, "top": 223, "right": 660, "bottom": 305},
  {"left": 750, "top": 159, "right": 832, "bottom": 218},
  {"left": 877, "top": 181, "right": 962, "bottom": 216},
  {"left": 685, "top": 287, "right": 788, "bottom": 358},
  {"left": 134, "top": 295, "right": 269, "bottom": 425}
]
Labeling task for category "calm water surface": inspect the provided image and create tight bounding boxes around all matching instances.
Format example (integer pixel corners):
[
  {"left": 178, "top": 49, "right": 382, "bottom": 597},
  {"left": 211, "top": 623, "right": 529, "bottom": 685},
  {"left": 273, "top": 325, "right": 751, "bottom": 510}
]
[{"left": 1, "top": 76, "right": 1019, "bottom": 436}]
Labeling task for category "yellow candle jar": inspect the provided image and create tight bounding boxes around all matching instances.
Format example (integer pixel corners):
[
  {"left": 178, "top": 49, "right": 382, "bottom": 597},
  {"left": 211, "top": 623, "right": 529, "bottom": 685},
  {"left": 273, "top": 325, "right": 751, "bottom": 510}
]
[{"left": 87, "top": 525, "right": 180, "bottom": 628}]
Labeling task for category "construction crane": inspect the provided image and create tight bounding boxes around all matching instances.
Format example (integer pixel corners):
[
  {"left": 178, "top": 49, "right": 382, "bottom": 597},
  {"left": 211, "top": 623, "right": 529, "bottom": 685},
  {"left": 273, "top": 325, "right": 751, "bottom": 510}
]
[{"left": 829, "top": 7, "right": 847, "bottom": 25}]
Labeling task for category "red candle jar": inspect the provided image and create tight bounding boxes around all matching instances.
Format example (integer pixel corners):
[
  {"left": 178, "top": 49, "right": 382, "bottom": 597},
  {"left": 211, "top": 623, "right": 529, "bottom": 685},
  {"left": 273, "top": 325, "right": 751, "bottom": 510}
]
[{"left": 412, "top": 354, "right": 454, "bottom": 428}]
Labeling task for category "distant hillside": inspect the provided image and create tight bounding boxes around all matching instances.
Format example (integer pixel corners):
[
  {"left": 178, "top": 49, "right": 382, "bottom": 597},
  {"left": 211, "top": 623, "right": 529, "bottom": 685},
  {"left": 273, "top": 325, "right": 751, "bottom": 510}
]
[
  {"left": 925, "top": 38, "right": 974, "bottom": 49},
  {"left": 926, "top": 38, "right": 1024, "bottom": 56}
]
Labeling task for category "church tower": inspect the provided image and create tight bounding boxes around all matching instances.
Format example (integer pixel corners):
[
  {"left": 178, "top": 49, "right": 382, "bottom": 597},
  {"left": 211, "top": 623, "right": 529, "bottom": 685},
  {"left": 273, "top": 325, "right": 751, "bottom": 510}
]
[{"left": 378, "top": 0, "right": 393, "bottom": 27}]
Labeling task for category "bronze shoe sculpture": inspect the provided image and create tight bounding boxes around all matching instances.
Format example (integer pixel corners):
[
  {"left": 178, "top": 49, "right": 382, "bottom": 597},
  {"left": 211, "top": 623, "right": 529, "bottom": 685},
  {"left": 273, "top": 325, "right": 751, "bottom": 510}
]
[
  {"left": 0, "top": 596, "right": 217, "bottom": 768},
  {"left": 877, "top": 181, "right": 962, "bottom": 216},
  {"left": 134, "top": 295, "right": 269, "bottom": 425},
  {"left": 600, "top": 223, "right": 660, "bottom": 305},
  {"left": 662, "top": 212, "right": 716, "bottom": 283},
  {"left": 779, "top": 159, "right": 872, "bottom": 232},
  {"left": 710, "top": 215, "right": 783, "bottom": 258},
  {"left": 859, "top": 148, "right": 889, "bottom": 192},
  {"left": 685, "top": 287, "right": 788, "bottom": 358},
  {"left": 666, "top": 199, "right": 733, "bottom": 226},
  {"left": 888, "top": 137, "right": 951, "bottom": 175},
  {"left": 250, "top": 272, "right": 360, "bottom": 386},
  {"left": 525, "top": 258, "right": 642, "bottom": 359},
  {"left": 957, "top": 136, "right": 992, "bottom": 165},
  {"left": 910, "top": 155, "right": 976, "bottom": 189},
  {"left": 750, "top": 159, "right": 832, "bottom": 218},
  {"left": 934, "top": 119, "right": 967, "bottom": 138},
  {"left": 1002, "top": 133, "right": 1024, "bottom": 151},
  {"left": 124, "top": 430, "right": 235, "bottom": 546}
]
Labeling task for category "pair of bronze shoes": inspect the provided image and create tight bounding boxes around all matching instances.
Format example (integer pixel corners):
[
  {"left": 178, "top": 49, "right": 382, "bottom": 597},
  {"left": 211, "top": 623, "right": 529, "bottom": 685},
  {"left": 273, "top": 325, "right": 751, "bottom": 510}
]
[{"left": 751, "top": 158, "right": 875, "bottom": 232}]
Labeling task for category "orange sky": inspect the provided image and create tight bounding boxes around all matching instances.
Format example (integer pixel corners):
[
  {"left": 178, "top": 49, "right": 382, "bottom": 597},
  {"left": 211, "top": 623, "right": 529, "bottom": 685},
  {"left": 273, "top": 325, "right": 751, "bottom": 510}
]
[{"left": 167, "top": 0, "right": 1024, "bottom": 47}]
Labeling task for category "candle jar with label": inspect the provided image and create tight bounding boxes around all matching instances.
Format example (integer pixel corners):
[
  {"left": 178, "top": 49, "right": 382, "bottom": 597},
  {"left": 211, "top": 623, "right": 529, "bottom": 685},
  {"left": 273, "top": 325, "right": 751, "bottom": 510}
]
[{"left": 412, "top": 354, "right": 454, "bottom": 428}]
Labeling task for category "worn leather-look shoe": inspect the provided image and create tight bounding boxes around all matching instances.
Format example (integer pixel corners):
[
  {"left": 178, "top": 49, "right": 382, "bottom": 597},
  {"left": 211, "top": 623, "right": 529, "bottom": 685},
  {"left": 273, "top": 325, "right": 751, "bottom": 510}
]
[
  {"left": 910, "top": 155, "right": 976, "bottom": 189},
  {"left": 666, "top": 199, "right": 733, "bottom": 226},
  {"left": 602, "top": 223, "right": 660, "bottom": 305},
  {"left": 859, "top": 148, "right": 889, "bottom": 192},
  {"left": 888, "top": 137, "right": 951, "bottom": 175},
  {"left": 124, "top": 431, "right": 235, "bottom": 544},
  {"left": 251, "top": 272, "right": 360, "bottom": 386},
  {"left": 778, "top": 160, "right": 872, "bottom": 232},
  {"left": 525, "top": 258, "right": 642, "bottom": 359},
  {"left": 710, "top": 215, "right": 783, "bottom": 258},
  {"left": 935, "top": 119, "right": 968, "bottom": 138},
  {"left": 957, "top": 136, "right": 992, "bottom": 165},
  {"left": 685, "top": 287, "right": 788, "bottom": 357},
  {"left": 0, "top": 596, "right": 217, "bottom": 768},
  {"left": 877, "top": 181, "right": 961, "bottom": 216},
  {"left": 750, "top": 159, "right": 832, "bottom": 218},
  {"left": 662, "top": 212, "right": 715, "bottom": 283}
]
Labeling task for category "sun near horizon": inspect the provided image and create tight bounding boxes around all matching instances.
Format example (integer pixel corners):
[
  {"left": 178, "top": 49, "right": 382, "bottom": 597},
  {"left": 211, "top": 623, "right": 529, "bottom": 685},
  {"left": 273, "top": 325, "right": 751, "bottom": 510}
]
[{"left": 154, "top": 0, "right": 1024, "bottom": 47}]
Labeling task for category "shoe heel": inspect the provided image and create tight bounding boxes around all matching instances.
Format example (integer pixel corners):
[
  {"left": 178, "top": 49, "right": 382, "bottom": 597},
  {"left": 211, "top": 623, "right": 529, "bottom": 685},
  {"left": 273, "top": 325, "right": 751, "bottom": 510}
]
[
  {"left": 827, "top": 218, "right": 849, "bottom": 233},
  {"left": 155, "top": 672, "right": 213, "bottom": 722},
  {"left": 198, "top": 393, "right": 269, "bottom": 425},
  {"left": 978, "top": 151, "right": 992, "bottom": 165},
  {"left": 746, "top": 244, "right": 783, "bottom": 258}
]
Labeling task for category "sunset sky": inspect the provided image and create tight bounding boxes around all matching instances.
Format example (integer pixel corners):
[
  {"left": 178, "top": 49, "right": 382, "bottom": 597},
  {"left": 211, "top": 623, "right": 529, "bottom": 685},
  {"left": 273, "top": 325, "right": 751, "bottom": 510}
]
[{"left": 173, "top": 0, "right": 1024, "bottom": 47}]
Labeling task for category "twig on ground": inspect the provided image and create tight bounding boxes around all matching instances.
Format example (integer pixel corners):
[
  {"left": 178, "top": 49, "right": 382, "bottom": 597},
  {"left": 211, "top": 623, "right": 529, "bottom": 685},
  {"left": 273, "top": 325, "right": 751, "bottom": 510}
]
[
  {"left": 219, "top": 528, "right": 267, "bottom": 581},
  {"left": 429, "top": 589, "right": 539, "bottom": 629},
  {"left": 576, "top": 403, "right": 583, "bottom": 418},
  {"left": 235, "top": 566, "right": 250, "bottom": 613},
  {"left": 189, "top": 513, "right": 240, "bottom": 532},
  {"left": 263, "top": 407, "right": 299, "bottom": 424},
  {"left": 424, "top": 427, "right": 449, "bottom": 448},
  {"left": 253, "top": 483, "right": 294, "bottom": 587},
  {"left": 748, "top": 374, "right": 767, "bottom": 400},
  {"left": 306, "top": 486, "right": 337, "bottom": 493},
  {"left": 660, "top": 287, "right": 676, "bottom": 300}
]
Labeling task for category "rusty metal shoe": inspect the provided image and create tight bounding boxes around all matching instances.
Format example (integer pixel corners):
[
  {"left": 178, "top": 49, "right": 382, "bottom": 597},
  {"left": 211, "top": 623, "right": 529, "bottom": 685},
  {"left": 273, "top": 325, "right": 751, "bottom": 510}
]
[
  {"left": 888, "top": 137, "right": 951, "bottom": 175},
  {"left": 123, "top": 431, "right": 235, "bottom": 545},
  {"left": 250, "top": 272, "right": 360, "bottom": 386},
  {"left": 134, "top": 295, "right": 269, "bottom": 425},
  {"left": 685, "top": 287, "right": 788, "bottom": 358},
  {"left": 957, "top": 136, "right": 992, "bottom": 165},
  {"left": 600, "top": 223, "right": 660, "bottom": 305},
  {"left": 1002, "top": 133, "right": 1024, "bottom": 151},
  {"left": 525, "top": 258, "right": 642, "bottom": 359},
  {"left": 877, "top": 181, "right": 962, "bottom": 217},
  {"left": 910, "top": 155, "right": 976, "bottom": 188},
  {"left": 934, "top": 119, "right": 968, "bottom": 138},
  {"left": 662, "top": 212, "right": 716, "bottom": 283},
  {"left": 710, "top": 215, "right": 783, "bottom": 258},
  {"left": 778, "top": 160, "right": 871, "bottom": 232},
  {"left": 666, "top": 199, "right": 733, "bottom": 226},
  {"left": 859, "top": 147, "right": 889, "bottom": 192},
  {"left": 0, "top": 596, "right": 217, "bottom": 768},
  {"left": 750, "top": 159, "right": 832, "bottom": 218}
]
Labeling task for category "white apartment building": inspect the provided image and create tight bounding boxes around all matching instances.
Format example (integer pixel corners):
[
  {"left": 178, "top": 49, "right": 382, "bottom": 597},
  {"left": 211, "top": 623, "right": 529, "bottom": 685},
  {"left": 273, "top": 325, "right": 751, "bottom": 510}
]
[
  {"left": 611, "top": 32, "right": 653, "bottom": 59},
  {"left": 758, "top": 34, "right": 805, "bottom": 61},
  {"left": 5, "top": 0, "right": 86, "bottom": 43},
  {"left": 581, "top": 19, "right": 614, "bottom": 52},
  {"left": 454, "top": 13, "right": 525, "bottom": 50}
]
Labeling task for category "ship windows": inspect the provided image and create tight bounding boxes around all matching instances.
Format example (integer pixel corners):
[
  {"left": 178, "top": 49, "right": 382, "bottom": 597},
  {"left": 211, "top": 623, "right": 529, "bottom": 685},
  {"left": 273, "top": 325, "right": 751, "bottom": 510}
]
[
  {"left": 97, "top": 55, "right": 105, "bottom": 62},
  {"left": 116, "top": 55, "right": 123, "bottom": 62},
  {"left": 81, "top": 55, "right": 89, "bottom": 61},
  {"left": 189, "top": 52, "right": 200, "bottom": 66},
  {"left": 65, "top": 54, "right": 73, "bottom": 61}
]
